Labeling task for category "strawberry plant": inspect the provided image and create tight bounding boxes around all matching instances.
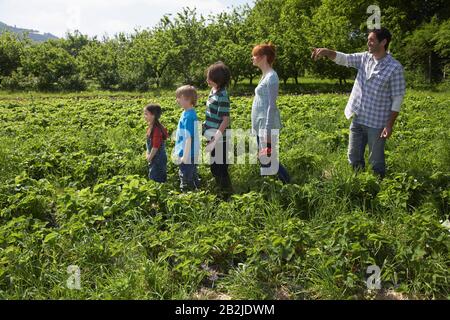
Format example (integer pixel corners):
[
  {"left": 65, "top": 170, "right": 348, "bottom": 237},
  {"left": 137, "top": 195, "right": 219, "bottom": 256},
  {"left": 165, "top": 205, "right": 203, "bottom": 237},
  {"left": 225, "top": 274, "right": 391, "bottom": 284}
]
[{"left": 0, "top": 90, "right": 448, "bottom": 299}]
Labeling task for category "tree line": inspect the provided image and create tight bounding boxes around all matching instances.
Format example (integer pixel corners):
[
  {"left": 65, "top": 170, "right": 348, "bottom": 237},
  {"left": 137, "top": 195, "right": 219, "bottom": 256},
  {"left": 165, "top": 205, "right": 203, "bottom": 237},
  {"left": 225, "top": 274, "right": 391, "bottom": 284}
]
[{"left": 0, "top": 0, "right": 449, "bottom": 92}]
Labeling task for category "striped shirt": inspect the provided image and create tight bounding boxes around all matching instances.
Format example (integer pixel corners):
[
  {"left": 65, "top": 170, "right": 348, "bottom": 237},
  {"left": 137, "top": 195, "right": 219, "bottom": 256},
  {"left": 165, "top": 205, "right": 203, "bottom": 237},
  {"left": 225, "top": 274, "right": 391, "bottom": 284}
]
[{"left": 204, "top": 88, "right": 230, "bottom": 140}]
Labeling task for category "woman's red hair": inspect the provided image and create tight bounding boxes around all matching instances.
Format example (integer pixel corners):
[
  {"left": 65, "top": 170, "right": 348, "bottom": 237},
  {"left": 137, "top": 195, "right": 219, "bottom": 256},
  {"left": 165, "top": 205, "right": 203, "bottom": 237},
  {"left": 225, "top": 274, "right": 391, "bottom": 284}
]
[{"left": 252, "top": 43, "right": 276, "bottom": 65}]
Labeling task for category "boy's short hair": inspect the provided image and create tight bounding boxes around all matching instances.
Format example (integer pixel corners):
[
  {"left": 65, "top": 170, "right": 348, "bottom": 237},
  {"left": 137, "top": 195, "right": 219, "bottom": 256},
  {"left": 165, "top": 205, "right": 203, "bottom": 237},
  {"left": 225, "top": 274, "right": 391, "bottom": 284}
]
[
  {"left": 206, "top": 61, "right": 231, "bottom": 90},
  {"left": 176, "top": 85, "right": 198, "bottom": 106}
]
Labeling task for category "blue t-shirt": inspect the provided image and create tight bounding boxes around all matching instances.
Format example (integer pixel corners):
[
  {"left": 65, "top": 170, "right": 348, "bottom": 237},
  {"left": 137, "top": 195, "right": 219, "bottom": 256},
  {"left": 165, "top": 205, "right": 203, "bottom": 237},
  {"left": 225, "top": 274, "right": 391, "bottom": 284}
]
[{"left": 175, "top": 108, "right": 199, "bottom": 161}]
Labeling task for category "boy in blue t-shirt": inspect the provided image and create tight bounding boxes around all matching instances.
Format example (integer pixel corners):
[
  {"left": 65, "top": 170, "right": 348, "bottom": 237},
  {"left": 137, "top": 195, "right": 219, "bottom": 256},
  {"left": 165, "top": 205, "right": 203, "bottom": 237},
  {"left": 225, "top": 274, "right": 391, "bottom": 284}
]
[{"left": 175, "top": 85, "right": 201, "bottom": 192}]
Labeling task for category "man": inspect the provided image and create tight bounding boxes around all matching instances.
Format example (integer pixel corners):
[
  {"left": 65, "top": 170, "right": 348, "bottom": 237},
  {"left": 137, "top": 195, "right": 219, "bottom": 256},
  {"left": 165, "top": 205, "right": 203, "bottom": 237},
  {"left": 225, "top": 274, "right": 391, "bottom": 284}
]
[{"left": 311, "top": 28, "right": 406, "bottom": 177}]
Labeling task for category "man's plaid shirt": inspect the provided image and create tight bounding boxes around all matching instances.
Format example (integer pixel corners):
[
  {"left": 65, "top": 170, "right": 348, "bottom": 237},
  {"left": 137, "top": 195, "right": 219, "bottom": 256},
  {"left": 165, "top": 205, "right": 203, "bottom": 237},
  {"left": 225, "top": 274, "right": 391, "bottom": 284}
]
[{"left": 335, "top": 51, "right": 406, "bottom": 129}]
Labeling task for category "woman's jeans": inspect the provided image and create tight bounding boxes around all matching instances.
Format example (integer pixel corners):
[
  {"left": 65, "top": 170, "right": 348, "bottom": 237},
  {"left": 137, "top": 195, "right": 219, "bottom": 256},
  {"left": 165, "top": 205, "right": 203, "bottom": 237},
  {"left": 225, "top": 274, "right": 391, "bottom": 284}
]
[{"left": 256, "top": 136, "right": 290, "bottom": 184}]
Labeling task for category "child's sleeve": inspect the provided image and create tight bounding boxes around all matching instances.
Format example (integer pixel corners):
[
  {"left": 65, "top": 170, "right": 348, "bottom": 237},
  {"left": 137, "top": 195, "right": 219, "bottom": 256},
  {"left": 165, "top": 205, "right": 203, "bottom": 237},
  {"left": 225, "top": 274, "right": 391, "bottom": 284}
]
[
  {"left": 217, "top": 95, "right": 230, "bottom": 118},
  {"left": 182, "top": 117, "right": 195, "bottom": 140},
  {"left": 152, "top": 127, "right": 163, "bottom": 149}
]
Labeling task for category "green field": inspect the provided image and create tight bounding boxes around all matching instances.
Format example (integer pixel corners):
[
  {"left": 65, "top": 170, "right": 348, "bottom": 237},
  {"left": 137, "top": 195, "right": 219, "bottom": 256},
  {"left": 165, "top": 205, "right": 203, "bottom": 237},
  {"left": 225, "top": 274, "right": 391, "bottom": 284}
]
[{"left": 0, "top": 88, "right": 449, "bottom": 299}]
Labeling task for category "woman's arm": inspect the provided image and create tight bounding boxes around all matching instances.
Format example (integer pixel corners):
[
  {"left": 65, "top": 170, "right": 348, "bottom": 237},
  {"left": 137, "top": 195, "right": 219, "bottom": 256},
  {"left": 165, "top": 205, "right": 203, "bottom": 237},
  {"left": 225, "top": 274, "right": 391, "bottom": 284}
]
[{"left": 264, "top": 77, "right": 279, "bottom": 143}]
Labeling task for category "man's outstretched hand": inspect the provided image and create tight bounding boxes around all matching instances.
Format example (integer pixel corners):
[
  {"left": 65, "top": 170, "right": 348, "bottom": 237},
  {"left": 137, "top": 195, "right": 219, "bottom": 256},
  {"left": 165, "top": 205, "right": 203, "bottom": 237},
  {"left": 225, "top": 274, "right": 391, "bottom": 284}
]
[
  {"left": 311, "top": 48, "right": 336, "bottom": 61},
  {"left": 312, "top": 48, "right": 327, "bottom": 60}
]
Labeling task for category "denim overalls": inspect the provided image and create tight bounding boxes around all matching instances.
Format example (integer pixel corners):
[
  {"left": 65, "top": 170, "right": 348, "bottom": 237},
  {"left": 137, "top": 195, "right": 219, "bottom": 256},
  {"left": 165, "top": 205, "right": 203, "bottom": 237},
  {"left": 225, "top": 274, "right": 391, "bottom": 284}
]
[{"left": 146, "top": 133, "right": 167, "bottom": 183}]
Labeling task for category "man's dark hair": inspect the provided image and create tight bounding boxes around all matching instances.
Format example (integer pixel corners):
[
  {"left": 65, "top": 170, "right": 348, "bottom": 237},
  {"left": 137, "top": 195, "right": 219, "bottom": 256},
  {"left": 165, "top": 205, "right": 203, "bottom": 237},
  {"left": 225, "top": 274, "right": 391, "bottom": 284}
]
[
  {"left": 369, "top": 27, "right": 392, "bottom": 51},
  {"left": 206, "top": 61, "right": 231, "bottom": 90}
]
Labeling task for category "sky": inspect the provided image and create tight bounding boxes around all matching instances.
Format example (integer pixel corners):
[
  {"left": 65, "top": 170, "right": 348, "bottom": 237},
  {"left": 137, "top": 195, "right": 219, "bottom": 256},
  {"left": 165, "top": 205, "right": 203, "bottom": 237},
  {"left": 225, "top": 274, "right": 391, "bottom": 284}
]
[{"left": 0, "top": 0, "right": 253, "bottom": 38}]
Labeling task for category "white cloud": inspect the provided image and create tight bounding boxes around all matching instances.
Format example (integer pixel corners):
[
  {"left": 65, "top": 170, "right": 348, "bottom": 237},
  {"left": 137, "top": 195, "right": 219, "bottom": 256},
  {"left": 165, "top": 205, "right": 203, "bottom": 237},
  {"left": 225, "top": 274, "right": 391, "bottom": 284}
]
[{"left": 0, "top": 0, "right": 252, "bottom": 37}]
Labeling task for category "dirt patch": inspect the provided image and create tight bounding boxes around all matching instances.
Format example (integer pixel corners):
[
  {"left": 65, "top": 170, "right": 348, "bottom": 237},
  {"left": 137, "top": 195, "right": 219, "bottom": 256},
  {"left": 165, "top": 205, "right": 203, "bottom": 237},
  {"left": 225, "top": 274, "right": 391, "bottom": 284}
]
[
  {"left": 192, "top": 288, "right": 232, "bottom": 300},
  {"left": 274, "top": 286, "right": 292, "bottom": 300}
]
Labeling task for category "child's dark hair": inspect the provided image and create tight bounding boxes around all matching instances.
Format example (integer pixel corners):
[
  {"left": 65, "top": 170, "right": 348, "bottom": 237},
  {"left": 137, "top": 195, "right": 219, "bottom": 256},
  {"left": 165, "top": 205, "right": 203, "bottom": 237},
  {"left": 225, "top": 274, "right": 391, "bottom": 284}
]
[
  {"left": 206, "top": 61, "right": 231, "bottom": 90},
  {"left": 144, "top": 104, "right": 168, "bottom": 140}
]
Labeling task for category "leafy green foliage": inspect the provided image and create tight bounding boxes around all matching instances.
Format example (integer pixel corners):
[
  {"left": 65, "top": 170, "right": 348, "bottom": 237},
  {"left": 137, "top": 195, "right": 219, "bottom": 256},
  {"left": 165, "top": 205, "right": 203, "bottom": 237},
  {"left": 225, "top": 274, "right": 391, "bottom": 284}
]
[
  {"left": 1, "top": 1, "right": 449, "bottom": 91},
  {"left": 0, "top": 88, "right": 448, "bottom": 299},
  {"left": 21, "top": 41, "right": 86, "bottom": 91}
]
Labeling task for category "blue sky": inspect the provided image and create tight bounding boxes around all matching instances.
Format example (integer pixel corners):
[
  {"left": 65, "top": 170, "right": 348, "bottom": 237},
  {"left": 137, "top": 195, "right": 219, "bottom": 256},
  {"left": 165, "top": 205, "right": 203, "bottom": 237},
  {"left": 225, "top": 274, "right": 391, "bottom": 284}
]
[{"left": 0, "top": 0, "right": 253, "bottom": 37}]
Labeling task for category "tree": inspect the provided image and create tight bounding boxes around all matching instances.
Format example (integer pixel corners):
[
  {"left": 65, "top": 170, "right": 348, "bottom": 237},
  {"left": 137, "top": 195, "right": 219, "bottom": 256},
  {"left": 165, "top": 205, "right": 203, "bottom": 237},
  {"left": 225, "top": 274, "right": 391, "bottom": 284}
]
[
  {"left": 402, "top": 17, "right": 446, "bottom": 83},
  {"left": 208, "top": 6, "right": 256, "bottom": 86},
  {"left": 275, "top": 0, "right": 320, "bottom": 84},
  {"left": 164, "top": 8, "right": 211, "bottom": 86},
  {"left": 22, "top": 41, "right": 85, "bottom": 90},
  {"left": 246, "top": 0, "right": 284, "bottom": 42},
  {"left": 379, "top": 0, "right": 450, "bottom": 33},
  {"left": 121, "top": 21, "right": 178, "bottom": 89},
  {"left": 2, "top": 0, "right": 449, "bottom": 91},
  {"left": 433, "top": 19, "right": 450, "bottom": 79},
  {"left": 116, "top": 31, "right": 152, "bottom": 91},
  {"left": 78, "top": 39, "right": 120, "bottom": 90},
  {"left": 146, "top": 24, "right": 178, "bottom": 88},
  {"left": 59, "top": 30, "right": 91, "bottom": 57},
  {"left": 0, "top": 32, "right": 26, "bottom": 77},
  {"left": 307, "top": 0, "right": 367, "bottom": 84}
]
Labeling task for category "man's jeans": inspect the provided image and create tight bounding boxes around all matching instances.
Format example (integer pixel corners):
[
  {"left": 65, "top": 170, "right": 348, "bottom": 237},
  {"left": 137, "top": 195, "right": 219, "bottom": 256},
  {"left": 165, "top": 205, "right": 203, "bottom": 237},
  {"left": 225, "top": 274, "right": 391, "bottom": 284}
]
[{"left": 348, "top": 121, "right": 386, "bottom": 177}]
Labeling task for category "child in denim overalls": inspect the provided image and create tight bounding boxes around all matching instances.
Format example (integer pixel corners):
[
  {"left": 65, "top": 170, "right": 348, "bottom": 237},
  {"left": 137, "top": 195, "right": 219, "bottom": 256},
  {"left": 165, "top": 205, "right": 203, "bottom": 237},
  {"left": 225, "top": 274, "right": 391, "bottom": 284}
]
[{"left": 144, "top": 104, "right": 168, "bottom": 183}]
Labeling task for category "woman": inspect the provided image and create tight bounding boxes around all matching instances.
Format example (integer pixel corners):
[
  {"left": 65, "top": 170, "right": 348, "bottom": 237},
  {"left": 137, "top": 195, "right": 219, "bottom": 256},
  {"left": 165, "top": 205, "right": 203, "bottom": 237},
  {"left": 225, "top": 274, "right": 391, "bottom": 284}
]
[{"left": 251, "top": 43, "right": 290, "bottom": 184}]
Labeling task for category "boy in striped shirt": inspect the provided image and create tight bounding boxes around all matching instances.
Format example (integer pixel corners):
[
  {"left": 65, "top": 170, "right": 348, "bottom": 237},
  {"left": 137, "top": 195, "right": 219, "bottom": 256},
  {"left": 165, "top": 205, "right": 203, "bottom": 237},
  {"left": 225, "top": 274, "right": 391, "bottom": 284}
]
[{"left": 203, "top": 62, "right": 233, "bottom": 195}]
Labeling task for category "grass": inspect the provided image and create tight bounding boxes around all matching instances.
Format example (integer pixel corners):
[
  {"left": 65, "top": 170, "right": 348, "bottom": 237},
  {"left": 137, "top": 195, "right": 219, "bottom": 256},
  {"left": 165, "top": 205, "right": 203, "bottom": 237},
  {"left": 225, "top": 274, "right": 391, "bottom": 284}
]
[{"left": 0, "top": 85, "right": 449, "bottom": 300}]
